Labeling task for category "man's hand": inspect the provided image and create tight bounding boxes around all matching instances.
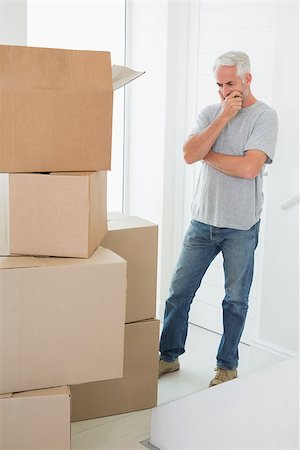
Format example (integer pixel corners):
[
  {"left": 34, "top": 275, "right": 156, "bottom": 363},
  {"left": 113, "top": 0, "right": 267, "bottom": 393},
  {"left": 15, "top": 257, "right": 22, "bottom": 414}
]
[{"left": 219, "top": 90, "right": 243, "bottom": 121}]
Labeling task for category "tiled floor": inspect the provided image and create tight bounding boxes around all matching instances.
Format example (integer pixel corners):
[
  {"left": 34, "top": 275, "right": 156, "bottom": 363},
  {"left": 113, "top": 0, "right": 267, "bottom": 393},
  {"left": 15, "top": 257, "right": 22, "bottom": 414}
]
[{"left": 71, "top": 324, "right": 286, "bottom": 450}]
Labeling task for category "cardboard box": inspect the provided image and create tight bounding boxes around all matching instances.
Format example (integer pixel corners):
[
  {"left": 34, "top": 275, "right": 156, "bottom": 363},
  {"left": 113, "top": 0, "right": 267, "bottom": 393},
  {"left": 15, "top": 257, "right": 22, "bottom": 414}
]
[
  {"left": 0, "top": 45, "right": 112, "bottom": 172},
  {"left": 0, "top": 247, "right": 126, "bottom": 394},
  {"left": 71, "top": 319, "right": 160, "bottom": 421},
  {"left": 101, "top": 212, "right": 158, "bottom": 323},
  {"left": 0, "top": 171, "right": 107, "bottom": 258},
  {"left": 0, "top": 45, "right": 144, "bottom": 173},
  {"left": 0, "top": 386, "right": 70, "bottom": 450}
]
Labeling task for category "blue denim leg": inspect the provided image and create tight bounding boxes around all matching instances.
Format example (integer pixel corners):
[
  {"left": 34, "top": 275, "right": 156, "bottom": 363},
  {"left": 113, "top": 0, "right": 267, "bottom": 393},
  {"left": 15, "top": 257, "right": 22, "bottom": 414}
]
[
  {"left": 159, "top": 220, "right": 221, "bottom": 362},
  {"left": 216, "top": 220, "right": 260, "bottom": 370}
]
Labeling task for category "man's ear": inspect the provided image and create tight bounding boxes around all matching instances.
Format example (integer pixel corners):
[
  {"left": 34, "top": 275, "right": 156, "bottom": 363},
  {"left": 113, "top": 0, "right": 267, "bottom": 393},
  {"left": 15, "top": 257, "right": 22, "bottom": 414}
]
[{"left": 244, "top": 73, "right": 252, "bottom": 86}]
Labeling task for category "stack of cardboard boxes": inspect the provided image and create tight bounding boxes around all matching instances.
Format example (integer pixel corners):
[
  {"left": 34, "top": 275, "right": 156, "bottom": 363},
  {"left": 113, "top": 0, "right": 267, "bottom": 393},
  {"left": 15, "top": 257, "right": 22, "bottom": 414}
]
[
  {"left": 0, "top": 45, "right": 159, "bottom": 450},
  {"left": 71, "top": 212, "right": 159, "bottom": 421}
]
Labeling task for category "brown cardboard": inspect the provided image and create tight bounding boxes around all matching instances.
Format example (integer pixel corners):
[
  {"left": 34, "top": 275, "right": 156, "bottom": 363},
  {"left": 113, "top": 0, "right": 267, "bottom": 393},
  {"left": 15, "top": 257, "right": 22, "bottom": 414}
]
[
  {"left": 6, "top": 171, "right": 107, "bottom": 258},
  {"left": 0, "top": 386, "right": 70, "bottom": 450},
  {"left": 101, "top": 212, "right": 158, "bottom": 323},
  {"left": 0, "top": 247, "right": 126, "bottom": 394},
  {"left": 0, "top": 45, "right": 112, "bottom": 172},
  {"left": 71, "top": 319, "right": 159, "bottom": 421}
]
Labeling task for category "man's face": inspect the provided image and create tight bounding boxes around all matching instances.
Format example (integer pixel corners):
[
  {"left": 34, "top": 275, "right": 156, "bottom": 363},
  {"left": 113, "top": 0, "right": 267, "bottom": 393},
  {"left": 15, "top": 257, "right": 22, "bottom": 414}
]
[{"left": 215, "top": 65, "right": 251, "bottom": 101}]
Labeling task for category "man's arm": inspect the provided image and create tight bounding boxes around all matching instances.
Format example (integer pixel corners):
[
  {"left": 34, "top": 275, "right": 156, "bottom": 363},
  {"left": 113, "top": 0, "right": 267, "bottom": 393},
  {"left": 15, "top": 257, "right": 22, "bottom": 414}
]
[
  {"left": 203, "top": 149, "right": 268, "bottom": 179},
  {"left": 183, "top": 116, "right": 229, "bottom": 164},
  {"left": 183, "top": 91, "right": 242, "bottom": 164}
]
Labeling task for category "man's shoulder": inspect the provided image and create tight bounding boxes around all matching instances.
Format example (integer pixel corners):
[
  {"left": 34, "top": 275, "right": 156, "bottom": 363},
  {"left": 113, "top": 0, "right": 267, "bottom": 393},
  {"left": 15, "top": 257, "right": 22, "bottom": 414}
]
[
  {"left": 204, "top": 102, "right": 221, "bottom": 111},
  {"left": 201, "top": 102, "right": 222, "bottom": 118},
  {"left": 252, "top": 101, "right": 278, "bottom": 124},
  {"left": 254, "top": 101, "right": 277, "bottom": 115}
]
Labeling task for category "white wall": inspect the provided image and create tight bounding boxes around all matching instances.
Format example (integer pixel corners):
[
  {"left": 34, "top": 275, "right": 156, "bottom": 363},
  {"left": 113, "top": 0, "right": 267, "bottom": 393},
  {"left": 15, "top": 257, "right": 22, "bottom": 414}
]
[
  {"left": 0, "top": 0, "right": 27, "bottom": 45},
  {"left": 255, "top": 1, "right": 299, "bottom": 355}
]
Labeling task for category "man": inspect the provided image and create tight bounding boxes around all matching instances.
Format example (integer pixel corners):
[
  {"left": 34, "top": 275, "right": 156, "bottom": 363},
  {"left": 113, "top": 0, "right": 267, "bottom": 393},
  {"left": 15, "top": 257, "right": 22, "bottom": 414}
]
[{"left": 159, "top": 50, "right": 278, "bottom": 387}]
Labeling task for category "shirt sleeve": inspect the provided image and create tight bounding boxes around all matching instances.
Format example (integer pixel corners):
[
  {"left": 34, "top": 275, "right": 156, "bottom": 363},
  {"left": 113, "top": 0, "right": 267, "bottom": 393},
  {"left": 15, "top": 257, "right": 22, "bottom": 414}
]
[
  {"left": 188, "top": 105, "right": 213, "bottom": 137},
  {"left": 244, "top": 108, "right": 278, "bottom": 164}
]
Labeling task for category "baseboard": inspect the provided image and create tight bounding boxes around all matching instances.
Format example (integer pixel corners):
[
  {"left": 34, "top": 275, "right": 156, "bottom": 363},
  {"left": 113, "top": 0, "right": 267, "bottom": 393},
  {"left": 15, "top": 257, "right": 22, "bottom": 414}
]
[{"left": 251, "top": 338, "right": 298, "bottom": 359}]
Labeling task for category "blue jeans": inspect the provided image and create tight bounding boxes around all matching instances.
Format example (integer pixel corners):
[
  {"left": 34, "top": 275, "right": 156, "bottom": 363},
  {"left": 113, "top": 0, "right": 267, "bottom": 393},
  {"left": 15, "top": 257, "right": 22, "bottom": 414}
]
[{"left": 159, "top": 219, "right": 260, "bottom": 370}]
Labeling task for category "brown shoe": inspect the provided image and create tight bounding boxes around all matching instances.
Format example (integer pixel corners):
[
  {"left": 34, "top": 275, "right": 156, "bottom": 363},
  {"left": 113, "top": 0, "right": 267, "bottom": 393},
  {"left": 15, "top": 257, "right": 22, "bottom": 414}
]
[
  {"left": 209, "top": 367, "right": 237, "bottom": 387},
  {"left": 158, "top": 358, "right": 180, "bottom": 378}
]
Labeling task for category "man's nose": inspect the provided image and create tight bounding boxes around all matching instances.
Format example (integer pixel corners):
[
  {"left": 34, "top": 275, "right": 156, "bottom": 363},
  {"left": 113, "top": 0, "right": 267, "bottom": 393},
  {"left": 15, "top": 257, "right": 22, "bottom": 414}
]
[{"left": 222, "top": 87, "right": 231, "bottom": 98}]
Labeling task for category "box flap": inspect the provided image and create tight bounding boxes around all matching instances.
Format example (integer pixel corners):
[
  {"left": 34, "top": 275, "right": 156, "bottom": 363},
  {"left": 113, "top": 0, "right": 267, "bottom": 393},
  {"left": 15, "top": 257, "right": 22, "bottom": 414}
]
[
  {"left": 0, "top": 248, "right": 125, "bottom": 270},
  {"left": 50, "top": 172, "right": 96, "bottom": 177},
  {"left": 107, "top": 212, "right": 157, "bottom": 230},
  {"left": 0, "top": 393, "right": 12, "bottom": 399},
  {"left": 112, "top": 65, "right": 145, "bottom": 90},
  {"left": 36, "top": 246, "right": 126, "bottom": 267},
  {"left": 0, "top": 256, "right": 46, "bottom": 270},
  {"left": 12, "top": 386, "right": 70, "bottom": 399}
]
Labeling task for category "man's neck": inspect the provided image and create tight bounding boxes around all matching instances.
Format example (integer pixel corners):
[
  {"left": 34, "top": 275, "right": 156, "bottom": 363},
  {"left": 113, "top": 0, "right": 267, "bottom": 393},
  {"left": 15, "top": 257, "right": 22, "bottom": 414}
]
[{"left": 242, "top": 91, "right": 257, "bottom": 108}]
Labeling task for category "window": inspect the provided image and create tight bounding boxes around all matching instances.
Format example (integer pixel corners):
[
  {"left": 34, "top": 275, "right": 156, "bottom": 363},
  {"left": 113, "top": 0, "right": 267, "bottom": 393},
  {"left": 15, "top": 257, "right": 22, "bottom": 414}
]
[{"left": 27, "top": 0, "right": 127, "bottom": 211}]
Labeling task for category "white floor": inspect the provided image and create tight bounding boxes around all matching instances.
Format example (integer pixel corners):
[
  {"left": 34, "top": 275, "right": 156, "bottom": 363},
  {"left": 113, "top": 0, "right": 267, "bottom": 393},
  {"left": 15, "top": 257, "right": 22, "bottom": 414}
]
[{"left": 71, "top": 324, "right": 286, "bottom": 450}]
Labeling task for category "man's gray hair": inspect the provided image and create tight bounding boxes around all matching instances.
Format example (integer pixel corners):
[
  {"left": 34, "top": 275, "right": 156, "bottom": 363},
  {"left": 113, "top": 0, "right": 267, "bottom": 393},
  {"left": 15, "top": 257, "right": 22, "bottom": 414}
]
[{"left": 213, "top": 51, "right": 251, "bottom": 80}]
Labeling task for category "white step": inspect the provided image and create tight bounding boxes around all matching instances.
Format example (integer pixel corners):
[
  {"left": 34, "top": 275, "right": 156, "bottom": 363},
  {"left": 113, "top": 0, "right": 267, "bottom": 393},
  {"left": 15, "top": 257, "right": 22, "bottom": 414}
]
[{"left": 150, "top": 357, "right": 299, "bottom": 449}]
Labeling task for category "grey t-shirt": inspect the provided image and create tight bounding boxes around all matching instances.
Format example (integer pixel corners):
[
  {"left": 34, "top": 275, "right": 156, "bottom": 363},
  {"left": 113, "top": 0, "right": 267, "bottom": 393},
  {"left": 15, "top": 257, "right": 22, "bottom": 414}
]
[{"left": 190, "top": 100, "right": 278, "bottom": 230}]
